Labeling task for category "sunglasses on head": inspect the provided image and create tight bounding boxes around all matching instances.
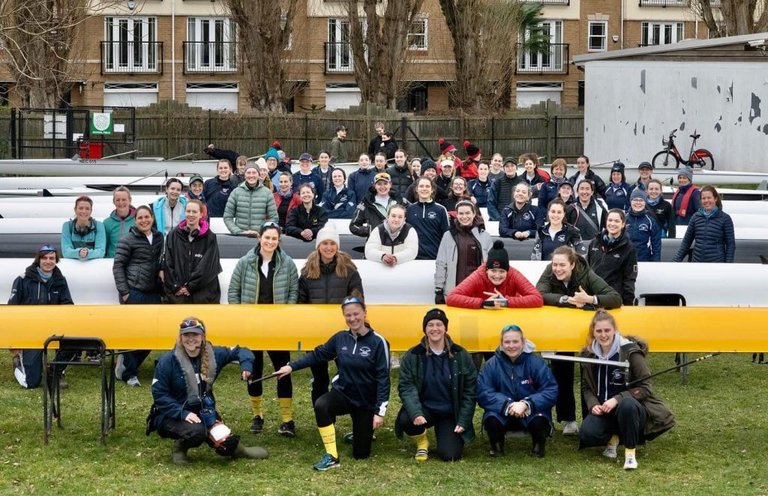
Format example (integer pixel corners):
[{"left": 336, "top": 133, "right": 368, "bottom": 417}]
[
  {"left": 180, "top": 318, "right": 204, "bottom": 331},
  {"left": 501, "top": 324, "right": 523, "bottom": 334},
  {"left": 38, "top": 245, "right": 57, "bottom": 253},
  {"left": 261, "top": 221, "right": 281, "bottom": 231}
]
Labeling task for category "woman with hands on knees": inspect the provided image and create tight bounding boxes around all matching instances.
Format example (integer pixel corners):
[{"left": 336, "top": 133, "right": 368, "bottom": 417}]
[
  {"left": 365, "top": 203, "right": 419, "bottom": 267},
  {"left": 447, "top": 240, "right": 543, "bottom": 310},
  {"left": 396, "top": 309, "right": 476, "bottom": 462},
  {"left": 579, "top": 310, "right": 675, "bottom": 470},
  {"left": 275, "top": 297, "right": 390, "bottom": 472},
  {"left": 536, "top": 245, "right": 621, "bottom": 437},
  {"left": 476, "top": 324, "right": 558, "bottom": 458}
]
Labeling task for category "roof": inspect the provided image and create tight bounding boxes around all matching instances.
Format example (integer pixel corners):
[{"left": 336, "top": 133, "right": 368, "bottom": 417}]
[{"left": 574, "top": 31, "right": 768, "bottom": 66}]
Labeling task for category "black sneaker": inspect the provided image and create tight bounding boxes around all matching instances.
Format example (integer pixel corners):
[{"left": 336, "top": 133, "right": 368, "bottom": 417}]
[
  {"left": 278, "top": 420, "right": 296, "bottom": 437},
  {"left": 489, "top": 441, "right": 505, "bottom": 457},
  {"left": 250, "top": 416, "right": 264, "bottom": 434}
]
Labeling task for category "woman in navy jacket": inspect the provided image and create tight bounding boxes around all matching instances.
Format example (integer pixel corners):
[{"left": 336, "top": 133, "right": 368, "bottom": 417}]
[
  {"left": 320, "top": 168, "right": 357, "bottom": 219},
  {"left": 673, "top": 185, "right": 735, "bottom": 263},
  {"left": 477, "top": 324, "right": 558, "bottom": 457}
]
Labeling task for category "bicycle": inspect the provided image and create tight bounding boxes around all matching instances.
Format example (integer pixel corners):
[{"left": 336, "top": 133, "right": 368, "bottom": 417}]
[{"left": 651, "top": 128, "right": 715, "bottom": 170}]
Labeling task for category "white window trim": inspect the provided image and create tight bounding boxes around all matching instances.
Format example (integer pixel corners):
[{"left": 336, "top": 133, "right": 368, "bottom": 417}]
[
  {"left": 407, "top": 16, "right": 428, "bottom": 51},
  {"left": 587, "top": 20, "right": 607, "bottom": 52},
  {"left": 641, "top": 21, "right": 684, "bottom": 46}
]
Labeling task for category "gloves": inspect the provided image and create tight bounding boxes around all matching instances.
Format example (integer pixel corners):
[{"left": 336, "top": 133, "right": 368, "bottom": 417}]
[{"left": 434, "top": 289, "right": 445, "bottom": 305}]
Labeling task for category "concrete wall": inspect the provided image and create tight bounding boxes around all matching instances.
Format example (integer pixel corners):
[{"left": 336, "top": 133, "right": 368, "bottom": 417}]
[{"left": 583, "top": 60, "right": 768, "bottom": 171}]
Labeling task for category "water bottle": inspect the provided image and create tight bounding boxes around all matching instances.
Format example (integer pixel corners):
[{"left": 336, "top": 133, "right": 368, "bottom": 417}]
[{"left": 200, "top": 393, "right": 217, "bottom": 427}]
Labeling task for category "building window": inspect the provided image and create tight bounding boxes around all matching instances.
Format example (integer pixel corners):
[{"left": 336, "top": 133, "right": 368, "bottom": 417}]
[
  {"left": 518, "top": 20, "right": 566, "bottom": 73},
  {"left": 103, "top": 17, "right": 159, "bottom": 73},
  {"left": 186, "top": 83, "right": 239, "bottom": 112},
  {"left": 516, "top": 82, "right": 563, "bottom": 109},
  {"left": 326, "top": 18, "right": 353, "bottom": 73},
  {"left": 186, "top": 18, "right": 237, "bottom": 72},
  {"left": 103, "top": 83, "right": 158, "bottom": 108},
  {"left": 588, "top": 21, "right": 607, "bottom": 52},
  {"left": 641, "top": 21, "right": 683, "bottom": 46},
  {"left": 398, "top": 83, "right": 428, "bottom": 112},
  {"left": 408, "top": 17, "right": 428, "bottom": 51}
]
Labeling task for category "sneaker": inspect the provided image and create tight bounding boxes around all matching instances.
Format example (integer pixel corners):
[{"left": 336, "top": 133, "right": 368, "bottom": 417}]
[
  {"left": 562, "top": 421, "right": 579, "bottom": 436},
  {"left": 603, "top": 445, "right": 618, "bottom": 459},
  {"left": 489, "top": 441, "right": 505, "bottom": 457},
  {"left": 250, "top": 416, "right": 264, "bottom": 434},
  {"left": 278, "top": 420, "right": 296, "bottom": 438},
  {"left": 115, "top": 354, "right": 126, "bottom": 381},
  {"left": 624, "top": 455, "right": 638, "bottom": 470},
  {"left": 126, "top": 376, "right": 141, "bottom": 387},
  {"left": 313, "top": 453, "right": 340, "bottom": 471},
  {"left": 414, "top": 448, "right": 428, "bottom": 462}
]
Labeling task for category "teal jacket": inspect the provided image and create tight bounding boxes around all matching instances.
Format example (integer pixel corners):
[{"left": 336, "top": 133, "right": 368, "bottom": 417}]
[
  {"left": 223, "top": 181, "right": 279, "bottom": 235},
  {"left": 396, "top": 338, "right": 477, "bottom": 443},
  {"left": 103, "top": 208, "right": 136, "bottom": 258},
  {"left": 61, "top": 218, "right": 106, "bottom": 260},
  {"left": 228, "top": 245, "right": 298, "bottom": 304}
]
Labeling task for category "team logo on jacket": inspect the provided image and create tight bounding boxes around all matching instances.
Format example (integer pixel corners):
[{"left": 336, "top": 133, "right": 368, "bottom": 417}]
[
  {"left": 523, "top": 213, "right": 531, "bottom": 221},
  {"left": 427, "top": 211, "right": 437, "bottom": 220},
  {"left": 639, "top": 224, "right": 649, "bottom": 232},
  {"left": 557, "top": 234, "right": 565, "bottom": 242},
  {"left": 610, "top": 368, "right": 626, "bottom": 385},
  {"left": 358, "top": 346, "right": 372, "bottom": 357}
]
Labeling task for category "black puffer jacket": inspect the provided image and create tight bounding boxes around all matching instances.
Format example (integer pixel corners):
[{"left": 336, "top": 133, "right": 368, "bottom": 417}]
[
  {"left": 298, "top": 258, "right": 364, "bottom": 304},
  {"left": 112, "top": 226, "right": 164, "bottom": 298},
  {"left": 587, "top": 232, "right": 638, "bottom": 305},
  {"left": 9, "top": 264, "right": 73, "bottom": 305},
  {"left": 386, "top": 164, "right": 413, "bottom": 200},
  {"left": 349, "top": 191, "right": 401, "bottom": 238},
  {"left": 162, "top": 220, "right": 222, "bottom": 304}
]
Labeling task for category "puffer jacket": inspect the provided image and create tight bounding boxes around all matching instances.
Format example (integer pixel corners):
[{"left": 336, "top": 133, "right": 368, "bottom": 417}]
[
  {"left": 580, "top": 337, "right": 676, "bottom": 441},
  {"left": 349, "top": 191, "right": 401, "bottom": 238},
  {"left": 112, "top": 226, "right": 164, "bottom": 298},
  {"left": 396, "top": 338, "right": 477, "bottom": 443},
  {"left": 569, "top": 168, "right": 607, "bottom": 199},
  {"left": 285, "top": 204, "right": 328, "bottom": 242},
  {"left": 499, "top": 202, "right": 544, "bottom": 239},
  {"left": 447, "top": 265, "right": 543, "bottom": 309},
  {"left": 537, "top": 179, "right": 564, "bottom": 209},
  {"left": 162, "top": 219, "right": 222, "bottom": 304},
  {"left": 223, "top": 181, "right": 278, "bottom": 234},
  {"left": 477, "top": 347, "right": 558, "bottom": 427},
  {"left": 9, "top": 264, "right": 73, "bottom": 305},
  {"left": 536, "top": 255, "right": 622, "bottom": 310},
  {"left": 587, "top": 232, "right": 638, "bottom": 306},
  {"left": 347, "top": 167, "right": 377, "bottom": 206},
  {"left": 626, "top": 209, "right": 662, "bottom": 262},
  {"left": 673, "top": 208, "right": 735, "bottom": 263},
  {"left": 298, "top": 258, "right": 364, "bottom": 304},
  {"left": 487, "top": 174, "right": 521, "bottom": 221},
  {"left": 434, "top": 225, "right": 492, "bottom": 295},
  {"left": 103, "top": 207, "right": 136, "bottom": 258},
  {"left": 386, "top": 163, "right": 414, "bottom": 200},
  {"left": 228, "top": 245, "right": 298, "bottom": 304}
]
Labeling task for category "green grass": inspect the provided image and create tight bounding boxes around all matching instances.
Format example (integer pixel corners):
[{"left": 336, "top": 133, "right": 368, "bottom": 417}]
[{"left": 1, "top": 352, "right": 767, "bottom": 495}]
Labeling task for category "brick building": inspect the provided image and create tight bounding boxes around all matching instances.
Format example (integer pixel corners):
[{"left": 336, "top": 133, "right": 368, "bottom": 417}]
[{"left": 0, "top": 0, "right": 713, "bottom": 112}]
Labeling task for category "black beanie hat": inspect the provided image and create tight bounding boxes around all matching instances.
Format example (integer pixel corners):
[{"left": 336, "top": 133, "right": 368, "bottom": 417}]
[
  {"left": 486, "top": 240, "right": 510, "bottom": 271},
  {"left": 423, "top": 308, "right": 449, "bottom": 332},
  {"left": 421, "top": 159, "right": 437, "bottom": 173}
]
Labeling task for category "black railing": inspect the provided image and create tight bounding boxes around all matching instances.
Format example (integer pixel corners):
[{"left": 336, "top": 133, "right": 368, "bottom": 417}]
[
  {"left": 639, "top": 0, "right": 687, "bottom": 6},
  {"left": 325, "top": 42, "right": 354, "bottom": 74},
  {"left": 522, "top": 0, "right": 569, "bottom": 4},
  {"left": 182, "top": 41, "right": 238, "bottom": 74},
  {"left": 516, "top": 43, "right": 569, "bottom": 75},
  {"left": 100, "top": 41, "right": 163, "bottom": 75}
]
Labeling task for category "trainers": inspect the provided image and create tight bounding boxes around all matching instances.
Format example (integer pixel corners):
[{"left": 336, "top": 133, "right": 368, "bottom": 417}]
[
  {"left": 489, "top": 441, "right": 505, "bottom": 457},
  {"left": 115, "top": 354, "right": 126, "bottom": 381},
  {"left": 562, "top": 421, "right": 579, "bottom": 436},
  {"left": 603, "top": 445, "right": 618, "bottom": 459},
  {"left": 250, "top": 416, "right": 264, "bottom": 434},
  {"left": 126, "top": 376, "right": 141, "bottom": 387},
  {"left": 277, "top": 420, "right": 296, "bottom": 438},
  {"left": 313, "top": 453, "right": 340, "bottom": 471},
  {"left": 624, "top": 455, "right": 638, "bottom": 470},
  {"left": 414, "top": 448, "right": 428, "bottom": 462}
]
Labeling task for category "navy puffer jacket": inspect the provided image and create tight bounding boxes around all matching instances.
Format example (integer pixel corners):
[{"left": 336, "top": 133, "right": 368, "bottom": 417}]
[{"left": 673, "top": 209, "right": 735, "bottom": 263}]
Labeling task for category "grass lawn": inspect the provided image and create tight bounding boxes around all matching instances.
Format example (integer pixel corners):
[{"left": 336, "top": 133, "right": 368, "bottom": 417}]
[{"left": 0, "top": 350, "right": 767, "bottom": 495}]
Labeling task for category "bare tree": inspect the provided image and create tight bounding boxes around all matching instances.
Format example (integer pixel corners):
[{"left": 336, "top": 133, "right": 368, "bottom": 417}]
[
  {"left": 345, "top": 0, "right": 424, "bottom": 109},
  {"left": 692, "top": 0, "right": 768, "bottom": 37},
  {"left": 437, "top": 0, "right": 545, "bottom": 112},
  {"left": 224, "top": 0, "right": 299, "bottom": 112},
  {"left": 0, "top": 0, "right": 95, "bottom": 108}
]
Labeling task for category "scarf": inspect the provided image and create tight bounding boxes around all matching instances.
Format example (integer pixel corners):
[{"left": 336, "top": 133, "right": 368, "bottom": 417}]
[
  {"left": 173, "top": 341, "right": 217, "bottom": 407},
  {"left": 36, "top": 267, "right": 53, "bottom": 282},
  {"left": 699, "top": 206, "right": 719, "bottom": 219},
  {"left": 646, "top": 196, "right": 661, "bottom": 207}
]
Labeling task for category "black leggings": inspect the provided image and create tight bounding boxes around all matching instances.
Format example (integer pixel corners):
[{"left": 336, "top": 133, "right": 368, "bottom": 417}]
[
  {"left": 551, "top": 354, "right": 576, "bottom": 422},
  {"left": 315, "top": 389, "right": 374, "bottom": 460},
  {"left": 579, "top": 397, "right": 647, "bottom": 449},
  {"left": 157, "top": 417, "right": 240, "bottom": 457},
  {"left": 396, "top": 407, "right": 464, "bottom": 461},
  {"left": 248, "top": 350, "right": 292, "bottom": 398},
  {"left": 484, "top": 415, "right": 549, "bottom": 447}
]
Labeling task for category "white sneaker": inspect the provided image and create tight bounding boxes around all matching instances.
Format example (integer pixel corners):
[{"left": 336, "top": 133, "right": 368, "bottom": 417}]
[
  {"left": 390, "top": 355, "right": 400, "bottom": 369},
  {"left": 126, "top": 376, "right": 141, "bottom": 387},
  {"left": 623, "top": 455, "right": 638, "bottom": 470},
  {"left": 562, "top": 421, "right": 579, "bottom": 436},
  {"left": 602, "top": 445, "right": 618, "bottom": 459}
]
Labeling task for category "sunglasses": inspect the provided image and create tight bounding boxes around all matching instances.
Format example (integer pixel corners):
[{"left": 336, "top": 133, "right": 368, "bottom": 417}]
[
  {"left": 180, "top": 318, "right": 205, "bottom": 331},
  {"left": 342, "top": 296, "right": 364, "bottom": 306},
  {"left": 501, "top": 324, "right": 523, "bottom": 334},
  {"left": 39, "top": 245, "right": 57, "bottom": 252}
]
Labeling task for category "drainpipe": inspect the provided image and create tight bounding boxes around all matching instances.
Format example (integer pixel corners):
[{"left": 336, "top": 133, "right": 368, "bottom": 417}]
[
  {"left": 171, "top": 0, "right": 176, "bottom": 100},
  {"left": 620, "top": 0, "right": 625, "bottom": 49}
]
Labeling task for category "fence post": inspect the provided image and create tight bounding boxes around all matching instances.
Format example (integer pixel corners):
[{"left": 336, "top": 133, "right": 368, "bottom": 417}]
[
  {"left": 553, "top": 115, "right": 559, "bottom": 160},
  {"left": 491, "top": 116, "right": 496, "bottom": 154},
  {"left": 545, "top": 100, "right": 553, "bottom": 162},
  {"left": 400, "top": 117, "right": 408, "bottom": 152},
  {"left": 208, "top": 109, "right": 212, "bottom": 147},
  {"left": 304, "top": 113, "right": 309, "bottom": 152},
  {"left": 10, "top": 108, "right": 16, "bottom": 159}
]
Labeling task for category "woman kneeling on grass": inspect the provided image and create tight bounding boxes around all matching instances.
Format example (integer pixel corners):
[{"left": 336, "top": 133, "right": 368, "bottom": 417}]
[
  {"left": 148, "top": 317, "right": 267, "bottom": 465},
  {"left": 476, "top": 324, "right": 558, "bottom": 458},
  {"left": 395, "top": 309, "right": 476, "bottom": 462},
  {"left": 276, "top": 297, "right": 390, "bottom": 471},
  {"left": 579, "top": 310, "right": 676, "bottom": 470}
]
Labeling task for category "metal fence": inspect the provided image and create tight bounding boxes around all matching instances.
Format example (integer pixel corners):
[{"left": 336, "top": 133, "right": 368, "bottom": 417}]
[{"left": 0, "top": 102, "right": 584, "bottom": 163}]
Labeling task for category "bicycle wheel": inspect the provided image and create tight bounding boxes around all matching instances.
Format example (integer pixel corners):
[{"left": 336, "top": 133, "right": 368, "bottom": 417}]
[
  {"left": 696, "top": 152, "right": 715, "bottom": 170},
  {"left": 652, "top": 151, "right": 679, "bottom": 169}
]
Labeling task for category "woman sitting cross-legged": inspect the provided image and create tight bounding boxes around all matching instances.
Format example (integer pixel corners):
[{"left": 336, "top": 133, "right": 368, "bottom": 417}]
[
  {"left": 476, "top": 324, "right": 558, "bottom": 457},
  {"left": 579, "top": 310, "right": 676, "bottom": 470},
  {"left": 396, "top": 308, "right": 476, "bottom": 462}
]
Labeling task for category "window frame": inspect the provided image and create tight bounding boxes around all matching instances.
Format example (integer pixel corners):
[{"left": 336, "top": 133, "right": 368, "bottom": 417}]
[
  {"left": 407, "top": 16, "right": 428, "bottom": 51},
  {"left": 587, "top": 20, "right": 607, "bottom": 52}
]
